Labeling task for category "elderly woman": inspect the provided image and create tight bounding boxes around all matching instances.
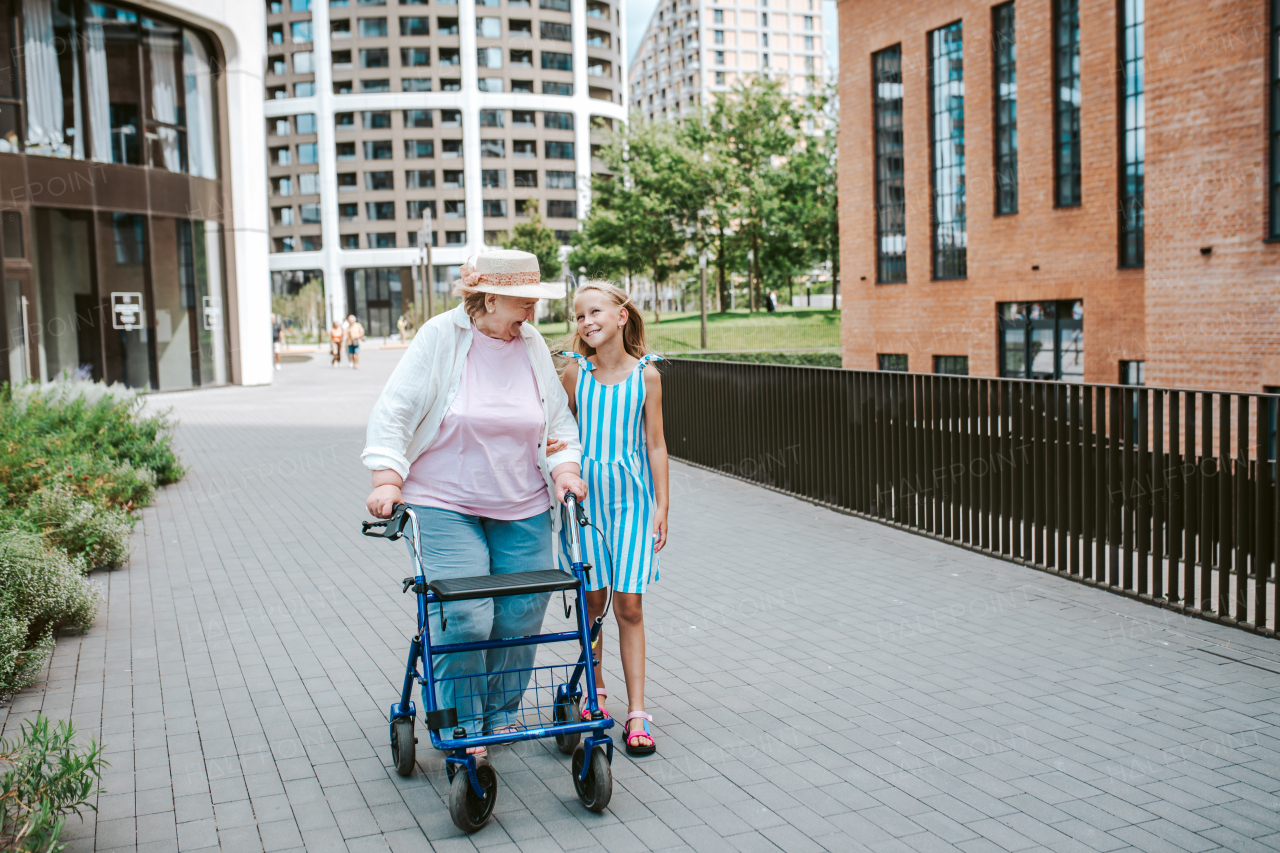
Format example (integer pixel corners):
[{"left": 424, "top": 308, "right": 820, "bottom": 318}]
[{"left": 363, "top": 250, "right": 586, "bottom": 748}]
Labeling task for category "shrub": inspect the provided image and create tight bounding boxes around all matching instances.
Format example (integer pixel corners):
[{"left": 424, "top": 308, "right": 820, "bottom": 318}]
[
  {"left": 676, "top": 351, "right": 843, "bottom": 368},
  {"left": 0, "top": 714, "right": 106, "bottom": 852},
  {"left": 0, "top": 532, "right": 100, "bottom": 700},
  {"left": 23, "top": 484, "right": 134, "bottom": 570}
]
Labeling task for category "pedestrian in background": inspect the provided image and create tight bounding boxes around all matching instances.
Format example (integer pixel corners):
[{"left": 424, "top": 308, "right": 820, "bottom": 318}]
[
  {"left": 345, "top": 314, "right": 365, "bottom": 369},
  {"left": 271, "top": 313, "right": 283, "bottom": 371},
  {"left": 329, "top": 320, "right": 344, "bottom": 368},
  {"left": 396, "top": 313, "right": 408, "bottom": 344}
]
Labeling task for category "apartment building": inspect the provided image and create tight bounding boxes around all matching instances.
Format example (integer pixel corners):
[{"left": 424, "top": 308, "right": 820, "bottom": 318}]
[
  {"left": 838, "top": 0, "right": 1280, "bottom": 394},
  {"left": 629, "top": 0, "right": 832, "bottom": 123},
  {"left": 265, "top": 0, "right": 626, "bottom": 333}
]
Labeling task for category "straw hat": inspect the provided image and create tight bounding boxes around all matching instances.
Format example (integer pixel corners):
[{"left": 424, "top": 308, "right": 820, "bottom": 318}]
[{"left": 451, "top": 250, "right": 566, "bottom": 300}]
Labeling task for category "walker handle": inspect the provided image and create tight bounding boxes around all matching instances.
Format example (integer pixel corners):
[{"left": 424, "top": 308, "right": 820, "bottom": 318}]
[
  {"left": 562, "top": 492, "right": 589, "bottom": 527},
  {"left": 362, "top": 503, "right": 409, "bottom": 540}
]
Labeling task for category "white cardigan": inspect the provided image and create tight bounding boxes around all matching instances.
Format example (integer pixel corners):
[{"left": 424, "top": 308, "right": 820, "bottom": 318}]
[{"left": 362, "top": 305, "right": 583, "bottom": 529}]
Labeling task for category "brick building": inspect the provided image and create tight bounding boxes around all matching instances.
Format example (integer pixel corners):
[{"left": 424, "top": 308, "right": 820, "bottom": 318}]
[{"left": 836, "top": 0, "right": 1280, "bottom": 393}]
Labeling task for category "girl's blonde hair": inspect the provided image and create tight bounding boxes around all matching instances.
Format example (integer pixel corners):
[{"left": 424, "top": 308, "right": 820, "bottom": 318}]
[{"left": 565, "top": 280, "right": 650, "bottom": 359}]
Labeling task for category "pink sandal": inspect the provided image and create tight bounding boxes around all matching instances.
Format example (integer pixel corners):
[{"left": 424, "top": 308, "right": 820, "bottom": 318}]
[
  {"left": 581, "top": 688, "right": 611, "bottom": 721},
  {"left": 623, "top": 712, "right": 655, "bottom": 756}
]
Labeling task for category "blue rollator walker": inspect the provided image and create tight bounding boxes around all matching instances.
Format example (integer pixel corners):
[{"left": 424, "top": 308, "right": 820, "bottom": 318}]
[{"left": 360, "top": 494, "right": 615, "bottom": 833}]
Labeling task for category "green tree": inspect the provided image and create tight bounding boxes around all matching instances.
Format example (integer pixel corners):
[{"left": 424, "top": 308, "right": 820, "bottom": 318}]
[{"left": 502, "top": 212, "right": 562, "bottom": 282}]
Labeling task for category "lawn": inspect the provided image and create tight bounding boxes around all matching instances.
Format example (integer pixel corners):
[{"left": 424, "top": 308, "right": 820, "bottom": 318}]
[{"left": 536, "top": 307, "right": 841, "bottom": 354}]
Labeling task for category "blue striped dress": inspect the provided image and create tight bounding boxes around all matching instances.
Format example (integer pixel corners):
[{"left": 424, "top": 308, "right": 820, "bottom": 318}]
[{"left": 559, "top": 352, "right": 662, "bottom": 594}]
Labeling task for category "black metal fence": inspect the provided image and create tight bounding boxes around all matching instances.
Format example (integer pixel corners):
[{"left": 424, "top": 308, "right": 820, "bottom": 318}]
[{"left": 661, "top": 359, "right": 1280, "bottom": 637}]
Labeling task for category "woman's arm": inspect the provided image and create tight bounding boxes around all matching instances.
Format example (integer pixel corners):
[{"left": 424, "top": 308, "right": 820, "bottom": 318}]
[
  {"left": 367, "top": 469, "right": 404, "bottom": 518},
  {"left": 642, "top": 365, "right": 669, "bottom": 551}
]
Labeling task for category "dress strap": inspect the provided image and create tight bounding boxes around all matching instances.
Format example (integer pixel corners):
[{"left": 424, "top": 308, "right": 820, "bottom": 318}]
[
  {"left": 559, "top": 351, "right": 594, "bottom": 371},
  {"left": 637, "top": 354, "right": 664, "bottom": 369}
]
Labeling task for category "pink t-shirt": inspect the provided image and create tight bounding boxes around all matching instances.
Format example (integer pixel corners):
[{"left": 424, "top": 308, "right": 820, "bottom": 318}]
[{"left": 401, "top": 325, "right": 549, "bottom": 519}]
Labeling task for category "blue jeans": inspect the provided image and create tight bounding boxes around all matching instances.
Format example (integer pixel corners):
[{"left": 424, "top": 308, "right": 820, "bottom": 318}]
[{"left": 406, "top": 505, "right": 553, "bottom": 735}]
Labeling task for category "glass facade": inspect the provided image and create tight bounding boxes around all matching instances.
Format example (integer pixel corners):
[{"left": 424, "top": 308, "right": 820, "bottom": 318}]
[
  {"left": 0, "top": 0, "right": 230, "bottom": 390},
  {"left": 993, "top": 3, "right": 1017, "bottom": 215},
  {"left": 345, "top": 268, "right": 405, "bottom": 337},
  {"left": 928, "top": 22, "right": 965, "bottom": 280},
  {"left": 1120, "top": 0, "right": 1144, "bottom": 266},
  {"left": 873, "top": 46, "right": 905, "bottom": 283},
  {"left": 998, "top": 300, "right": 1084, "bottom": 382},
  {"left": 1053, "top": 0, "right": 1081, "bottom": 206}
]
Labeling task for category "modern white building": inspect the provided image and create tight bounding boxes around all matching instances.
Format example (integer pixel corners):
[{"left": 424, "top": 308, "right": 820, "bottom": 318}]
[
  {"left": 264, "top": 0, "right": 627, "bottom": 335},
  {"left": 628, "top": 0, "right": 835, "bottom": 122},
  {"left": 0, "top": 0, "right": 272, "bottom": 387}
]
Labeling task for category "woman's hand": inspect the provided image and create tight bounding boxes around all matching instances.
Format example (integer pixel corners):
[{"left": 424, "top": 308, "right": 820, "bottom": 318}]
[
  {"left": 367, "top": 484, "right": 403, "bottom": 518},
  {"left": 553, "top": 470, "right": 587, "bottom": 505},
  {"left": 545, "top": 437, "right": 568, "bottom": 455},
  {"left": 653, "top": 507, "right": 668, "bottom": 552}
]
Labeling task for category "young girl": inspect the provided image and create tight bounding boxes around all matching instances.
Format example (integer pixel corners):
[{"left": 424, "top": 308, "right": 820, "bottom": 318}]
[{"left": 553, "top": 280, "right": 668, "bottom": 756}]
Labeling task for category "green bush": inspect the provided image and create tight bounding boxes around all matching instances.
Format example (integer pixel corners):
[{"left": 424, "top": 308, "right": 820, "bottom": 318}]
[
  {"left": 674, "top": 351, "right": 843, "bottom": 368},
  {"left": 23, "top": 484, "right": 134, "bottom": 570},
  {"left": 0, "top": 532, "right": 100, "bottom": 700},
  {"left": 0, "top": 714, "right": 106, "bottom": 852}
]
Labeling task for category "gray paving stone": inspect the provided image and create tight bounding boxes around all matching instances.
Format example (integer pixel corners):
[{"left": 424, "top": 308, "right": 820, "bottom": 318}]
[{"left": 2, "top": 348, "right": 1276, "bottom": 853}]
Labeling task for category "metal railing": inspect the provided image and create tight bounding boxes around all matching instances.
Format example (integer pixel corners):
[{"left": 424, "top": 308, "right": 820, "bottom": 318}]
[{"left": 661, "top": 359, "right": 1280, "bottom": 637}]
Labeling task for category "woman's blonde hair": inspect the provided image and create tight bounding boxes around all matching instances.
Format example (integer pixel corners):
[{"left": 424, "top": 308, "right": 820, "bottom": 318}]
[{"left": 564, "top": 280, "right": 650, "bottom": 359}]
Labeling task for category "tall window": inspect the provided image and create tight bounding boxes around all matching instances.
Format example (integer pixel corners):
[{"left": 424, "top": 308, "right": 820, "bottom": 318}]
[
  {"left": 873, "top": 46, "right": 906, "bottom": 283},
  {"left": 993, "top": 3, "right": 1017, "bottom": 214},
  {"left": 929, "top": 22, "right": 965, "bottom": 279},
  {"left": 1272, "top": 0, "right": 1280, "bottom": 236},
  {"left": 998, "top": 300, "right": 1084, "bottom": 382},
  {"left": 1053, "top": 0, "right": 1081, "bottom": 206},
  {"left": 1120, "top": 0, "right": 1144, "bottom": 265}
]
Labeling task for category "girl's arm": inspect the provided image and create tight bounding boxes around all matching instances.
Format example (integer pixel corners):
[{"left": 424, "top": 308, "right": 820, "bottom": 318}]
[
  {"left": 560, "top": 359, "right": 579, "bottom": 418},
  {"left": 642, "top": 365, "right": 669, "bottom": 552}
]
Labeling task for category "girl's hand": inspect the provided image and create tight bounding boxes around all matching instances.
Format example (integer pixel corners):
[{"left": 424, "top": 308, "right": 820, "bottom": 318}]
[
  {"left": 367, "top": 484, "right": 403, "bottom": 518},
  {"left": 554, "top": 471, "right": 587, "bottom": 504},
  {"left": 545, "top": 437, "right": 567, "bottom": 455},
  {"left": 653, "top": 508, "right": 668, "bottom": 552}
]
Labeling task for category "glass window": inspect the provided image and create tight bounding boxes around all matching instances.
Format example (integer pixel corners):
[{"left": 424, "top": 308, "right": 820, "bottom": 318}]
[
  {"left": 482, "top": 199, "right": 507, "bottom": 218},
  {"left": 337, "top": 172, "right": 357, "bottom": 189},
  {"left": 512, "top": 110, "right": 535, "bottom": 126},
  {"left": 444, "top": 200, "right": 465, "bottom": 218},
  {"left": 406, "top": 199, "right": 436, "bottom": 219},
  {"left": 478, "top": 47, "right": 503, "bottom": 68},
  {"left": 544, "top": 111, "right": 573, "bottom": 130},
  {"left": 298, "top": 142, "right": 318, "bottom": 163},
  {"left": 404, "top": 109, "right": 432, "bottom": 128},
  {"left": 31, "top": 210, "right": 94, "bottom": 381},
  {"left": 335, "top": 111, "right": 354, "bottom": 127},
  {"left": 540, "top": 21, "right": 570, "bottom": 41},
  {"left": 405, "top": 139, "right": 434, "bottom": 158},
  {"left": 440, "top": 110, "right": 461, "bottom": 126},
  {"left": 1119, "top": 360, "right": 1145, "bottom": 386},
  {"left": 367, "top": 232, "right": 395, "bottom": 248},
  {"left": 291, "top": 20, "right": 312, "bottom": 41},
  {"left": 445, "top": 230, "right": 465, "bottom": 245},
  {"left": 364, "top": 139, "right": 393, "bottom": 158},
  {"left": 300, "top": 204, "right": 320, "bottom": 223},
  {"left": 873, "top": 46, "right": 905, "bottom": 283},
  {"left": 998, "top": 300, "right": 1083, "bottom": 381},
  {"left": 442, "top": 139, "right": 462, "bottom": 157},
  {"left": 542, "top": 51, "right": 572, "bottom": 71},
  {"left": 1120, "top": 0, "right": 1144, "bottom": 266},
  {"left": 362, "top": 110, "right": 391, "bottom": 128},
  {"left": 339, "top": 202, "right": 358, "bottom": 219},
  {"left": 294, "top": 81, "right": 315, "bottom": 97},
  {"left": 362, "top": 78, "right": 390, "bottom": 92},
  {"left": 542, "top": 81, "right": 572, "bottom": 96},
  {"left": 541, "top": 0, "right": 569, "bottom": 9},
  {"left": 477, "top": 17, "right": 501, "bottom": 38},
  {"left": 993, "top": 3, "right": 1017, "bottom": 215},
  {"left": 402, "top": 47, "right": 431, "bottom": 67},
  {"left": 479, "top": 109, "right": 504, "bottom": 127},
  {"left": 86, "top": 4, "right": 144, "bottom": 165},
  {"left": 515, "top": 198, "right": 536, "bottom": 216},
  {"left": 273, "top": 206, "right": 294, "bottom": 225},
  {"left": 481, "top": 169, "right": 505, "bottom": 188},
  {"left": 933, "top": 356, "right": 969, "bottom": 376},
  {"left": 297, "top": 113, "right": 317, "bottom": 134},
  {"left": 547, "top": 199, "right": 576, "bottom": 219},
  {"left": 439, "top": 48, "right": 460, "bottom": 66},
  {"left": 477, "top": 78, "right": 503, "bottom": 93},
  {"left": 513, "top": 140, "right": 535, "bottom": 157},
  {"left": 1054, "top": 0, "right": 1081, "bottom": 206},
  {"left": 302, "top": 235, "right": 321, "bottom": 251},
  {"left": 514, "top": 169, "right": 537, "bottom": 187},
  {"left": 358, "top": 17, "right": 387, "bottom": 36},
  {"left": 400, "top": 16, "right": 428, "bottom": 35},
  {"left": 546, "top": 170, "right": 574, "bottom": 189},
  {"left": 2, "top": 211, "right": 22, "bottom": 258},
  {"left": 877, "top": 354, "right": 908, "bottom": 372},
  {"left": 273, "top": 176, "right": 293, "bottom": 195},
  {"left": 361, "top": 48, "right": 389, "bottom": 68},
  {"left": 442, "top": 169, "right": 463, "bottom": 187},
  {"left": 294, "top": 51, "right": 314, "bottom": 73},
  {"left": 509, "top": 19, "right": 531, "bottom": 37},
  {"left": 481, "top": 139, "right": 505, "bottom": 157},
  {"left": 405, "top": 169, "right": 435, "bottom": 188},
  {"left": 928, "top": 22, "right": 965, "bottom": 280},
  {"left": 366, "top": 201, "right": 395, "bottom": 220},
  {"left": 402, "top": 78, "right": 432, "bottom": 91},
  {"left": 365, "top": 170, "right": 393, "bottom": 189},
  {"left": 299, "top": 173, "right": 320, "bottom": 193},
  {"left": 438, "top": 17, "right": 459, "bottom": 35},
  {"left": 340, "top": 234, "right": 359, "bottom": 248},
  {"left": 511, "top": 49, "right": 532, "bottom": 66},
  {"left": 18, "top": 0, "right": 85, "bottom": 158}
]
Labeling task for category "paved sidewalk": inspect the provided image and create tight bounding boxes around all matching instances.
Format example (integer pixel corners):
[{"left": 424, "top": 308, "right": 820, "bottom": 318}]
[{"left": 3, "top": 346, "right": 1279, "bottom": 853}]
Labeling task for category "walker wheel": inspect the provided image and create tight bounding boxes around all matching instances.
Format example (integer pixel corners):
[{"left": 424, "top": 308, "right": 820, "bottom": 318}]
[
  {"left": 449, "top": 757, "right": 498, "bottom": 833},
  {"left": 553, "top": 696, "right": 581, "bottom": 755},
  {"left": 571, "top": 743, "right": 612, "bottom": 813},
  {"left": 390, "top": 717, "right": 415, "bottom": 777}
]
